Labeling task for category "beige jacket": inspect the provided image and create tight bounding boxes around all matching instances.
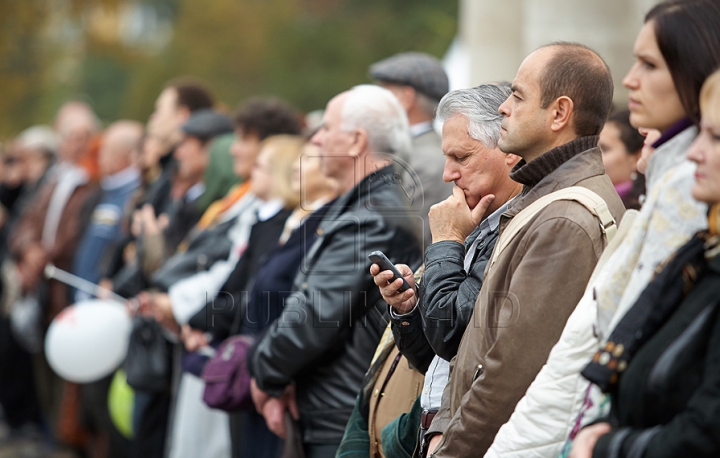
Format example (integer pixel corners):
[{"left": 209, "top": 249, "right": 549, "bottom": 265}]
[
  {"left": 430, "top": 137, "right": 625, "bottom": 457},
  {"left": 368, "top": 346, "right": 424, "bottom": 457}
]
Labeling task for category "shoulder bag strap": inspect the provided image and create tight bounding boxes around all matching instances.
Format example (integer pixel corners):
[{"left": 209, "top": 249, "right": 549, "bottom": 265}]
[{"left": 489, "top": 186, "right": 617, "bottom": 268}]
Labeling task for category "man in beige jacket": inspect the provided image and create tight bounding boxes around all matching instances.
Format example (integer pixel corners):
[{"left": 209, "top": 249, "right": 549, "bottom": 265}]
[{"left": 427, "top": 42, "right": 626, "bottom": 457}]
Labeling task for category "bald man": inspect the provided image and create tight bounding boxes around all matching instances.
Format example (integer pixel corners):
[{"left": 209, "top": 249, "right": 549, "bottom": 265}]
[
  {"left": 72, "top": 120, "right": 144, "bottom": 301},
  {"left": 66, "top": 121, "right": 143, "bottom": 456},
  {"left": 426, "top": 43, "right": 625, "bottom": 457}
]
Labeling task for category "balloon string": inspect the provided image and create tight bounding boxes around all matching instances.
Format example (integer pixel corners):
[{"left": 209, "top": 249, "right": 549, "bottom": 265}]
[{"left": 44, "top": 263, "right": 127, "bottom": 304}]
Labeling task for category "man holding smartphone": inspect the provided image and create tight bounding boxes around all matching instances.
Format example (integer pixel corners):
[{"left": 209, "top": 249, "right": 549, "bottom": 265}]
[
  {"left": 365, "top": 84, "right": 523, "bottom": 457},
  {"left": 249, "top": 85, "right": 423, "bottom": 458}
]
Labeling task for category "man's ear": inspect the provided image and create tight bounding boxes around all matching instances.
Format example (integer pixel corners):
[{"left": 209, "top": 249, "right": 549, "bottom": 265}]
[
  {"left": 505, "top": 152, "right": 521, "bottom": 167},
  {"left": 349, "top": 128, "right": 369, "bottom": 157},
  {"left": 399, "top": 86, "right": 416, "bottom": 112},
  {"left": 177, "top": 106, "right": 191, "bottom": 124},
  {"left": 550, "top": 96, "right": 573, "bottom": 133},
  {"left": 384, "top": 85, "right": 415, "bottom": 112}
]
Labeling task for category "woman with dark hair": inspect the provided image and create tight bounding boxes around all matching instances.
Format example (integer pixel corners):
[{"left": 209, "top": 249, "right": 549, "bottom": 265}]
[
  {"left": 641, "top": 2, "right": 720, "bottom": 127},
  {"left": 599, "top": 111, "right": 645, "bottom": 210},
  {"left": 486, "top": 2, "right": 720, "bottom": 456},
  {"left": 571, "top": 67, "right": 720, "bottom": 458},
  {"left": 593, "top": 0, "right": 720, "bottom": 328}
]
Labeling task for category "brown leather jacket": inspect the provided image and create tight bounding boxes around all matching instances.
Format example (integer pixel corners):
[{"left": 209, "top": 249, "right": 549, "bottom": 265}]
[
  {"left": 10, "top": 175, "right": 98, "bottom": 325},
  {"left": 430, "top": 137, "right": 625, "bottom": 457}
]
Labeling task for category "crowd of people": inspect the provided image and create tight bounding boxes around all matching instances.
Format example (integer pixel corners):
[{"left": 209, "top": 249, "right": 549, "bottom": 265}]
[{"left": 1, "top": 0, "right": 720, "bottom": 457}]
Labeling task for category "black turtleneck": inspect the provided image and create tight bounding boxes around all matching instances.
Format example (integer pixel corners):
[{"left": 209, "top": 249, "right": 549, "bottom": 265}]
[{"left": 510, "top": 136, "right": 599, "bottom": 189}]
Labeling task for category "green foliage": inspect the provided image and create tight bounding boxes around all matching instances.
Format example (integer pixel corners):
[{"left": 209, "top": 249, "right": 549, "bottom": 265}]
[
  {"left": 0, "top": 1, "right": 50, "bottom": 137},
  {"left": 0, "top": 0, "right": 457, "bottom": 139}
]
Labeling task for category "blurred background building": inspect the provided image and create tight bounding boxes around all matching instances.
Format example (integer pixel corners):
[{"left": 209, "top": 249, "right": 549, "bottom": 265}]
[{"left": 446, "top": 0, "right": 662, "bottom": 106}]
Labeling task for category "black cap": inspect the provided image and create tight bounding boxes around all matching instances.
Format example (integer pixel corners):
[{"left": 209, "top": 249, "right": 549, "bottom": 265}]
[
  {"left": 181, "top": 109, "right": 233, "bottom": 141},
  {"left": 369, "top": 52, "right": 449, "bottom": 101}
]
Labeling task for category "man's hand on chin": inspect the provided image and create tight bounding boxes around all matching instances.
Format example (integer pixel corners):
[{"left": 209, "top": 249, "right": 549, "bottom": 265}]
[{"left": 429, "top": 186, "right": 494, "bottom": 244}]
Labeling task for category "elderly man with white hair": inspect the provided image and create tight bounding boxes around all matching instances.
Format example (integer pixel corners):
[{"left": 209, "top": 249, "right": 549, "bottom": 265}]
[{"left": 249, "top": 85, "right": 423, "bottom": 458}]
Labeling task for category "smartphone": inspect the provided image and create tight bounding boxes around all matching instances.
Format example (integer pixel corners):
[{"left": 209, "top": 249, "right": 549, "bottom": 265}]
[{"left": 368, "top": 250, "right": 412, "bottom": 293}]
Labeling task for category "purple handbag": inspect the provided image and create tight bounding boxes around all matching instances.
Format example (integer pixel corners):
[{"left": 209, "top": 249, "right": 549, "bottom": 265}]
[{"left": 201, "top": 334, "right": 255, "bottom": 411}]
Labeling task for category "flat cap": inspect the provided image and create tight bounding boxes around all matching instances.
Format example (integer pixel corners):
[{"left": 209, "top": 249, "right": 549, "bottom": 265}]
[
  {"left": 369, "top": 52, "right": 449, "bottom": 101},
  {"left": 181, "top": 109, "right": 233, "bottom": 141}
]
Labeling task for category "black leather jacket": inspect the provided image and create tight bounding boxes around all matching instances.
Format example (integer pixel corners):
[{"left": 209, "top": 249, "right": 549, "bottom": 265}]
[
  {"left": 250, "top": 165, "right": 422, "bottom": 444},
  {"left": 390, "top": 223, "right": 499, "bottom": 372}
]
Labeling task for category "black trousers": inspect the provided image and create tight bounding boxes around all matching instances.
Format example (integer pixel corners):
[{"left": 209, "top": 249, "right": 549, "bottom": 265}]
[
  {"left": 134, "top": 390, "right": 171, "bottom": 458},
  {"left": 303, "top": 443, "right": 340, "bottom": 458},
  {"left": 229, "top": 409, "right": 283, "bottom": 458},
  {"left": 81, "top": 375, "right": 134, "bottom": 458},
  {"left": 0, "top": 315, "right": 41, "bottom": 429}
]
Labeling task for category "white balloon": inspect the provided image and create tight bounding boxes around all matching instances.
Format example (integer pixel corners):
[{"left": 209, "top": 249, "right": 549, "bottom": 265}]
[{"left": 45, "top": 300, "right": 132, "bottom": 383}]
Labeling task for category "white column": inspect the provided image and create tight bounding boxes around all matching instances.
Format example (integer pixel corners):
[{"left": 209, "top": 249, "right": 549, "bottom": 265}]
[{"left": 456, "top": 0, "right": 661, "bottom": 105}]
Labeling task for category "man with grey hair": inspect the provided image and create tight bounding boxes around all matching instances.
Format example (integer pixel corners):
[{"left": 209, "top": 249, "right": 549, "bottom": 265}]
[
  {"left": 363, "top": 84, "right": 522, "bottom": 457},
  {"left": 249, "top": 85, "right": 423, "bottom": 457},
  {"left": 1, "top": 126, "right": 58, "bottom": 231},
  {"left": 370, "top": 52, "right": 453, "bottom": 249}
]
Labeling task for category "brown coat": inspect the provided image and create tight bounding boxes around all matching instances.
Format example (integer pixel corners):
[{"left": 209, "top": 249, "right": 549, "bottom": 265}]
[
  {"left": 368, "top": 346, "right": 424, "bottom": 458},
  {"left": 430, "top": 138, "right": 625, "bottom": 457},
  {"left": 10, "top": 175, "right": 98, "bottom": 325}
]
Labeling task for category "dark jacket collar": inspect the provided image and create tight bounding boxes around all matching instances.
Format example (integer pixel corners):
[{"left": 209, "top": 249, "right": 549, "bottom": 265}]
[
  {"left": 505, "top": 136, "right": 605, "bottom": 219},
  {"left": 160, "top": 148, "right": 175, "bottom": 170}
]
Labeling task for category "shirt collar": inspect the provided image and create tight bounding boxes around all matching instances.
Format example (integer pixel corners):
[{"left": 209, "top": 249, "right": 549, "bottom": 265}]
[
  {"left": 410, "top": 121, "right": 434, "bottom": 137},
  {"left": 479, "top": 197, "right": 514, "bottom": 236},
  {"left": 101, "top": 166, "right": 140, "bottom": 190},
  {"left": 185, "top": 182, "right": 206, "bottom": 202},
  {"left": 257, "top": 198, "right": 284, "bottom": 221}
]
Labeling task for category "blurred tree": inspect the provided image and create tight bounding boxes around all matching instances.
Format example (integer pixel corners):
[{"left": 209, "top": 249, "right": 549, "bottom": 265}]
[
  {"left": 0, "top": 1, "right": 51, "bottom": 137},
  {"left": 0, "top": 0, "right": 457, "bottom": 139},
  {"left": 137, "top": 0, "right": 458, "bottom": 114}
]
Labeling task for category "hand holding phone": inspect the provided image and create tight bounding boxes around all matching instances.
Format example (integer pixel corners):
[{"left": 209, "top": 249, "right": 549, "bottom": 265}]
[{"left": 368, "top": 251, "right": 412, "bottom": 293}]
